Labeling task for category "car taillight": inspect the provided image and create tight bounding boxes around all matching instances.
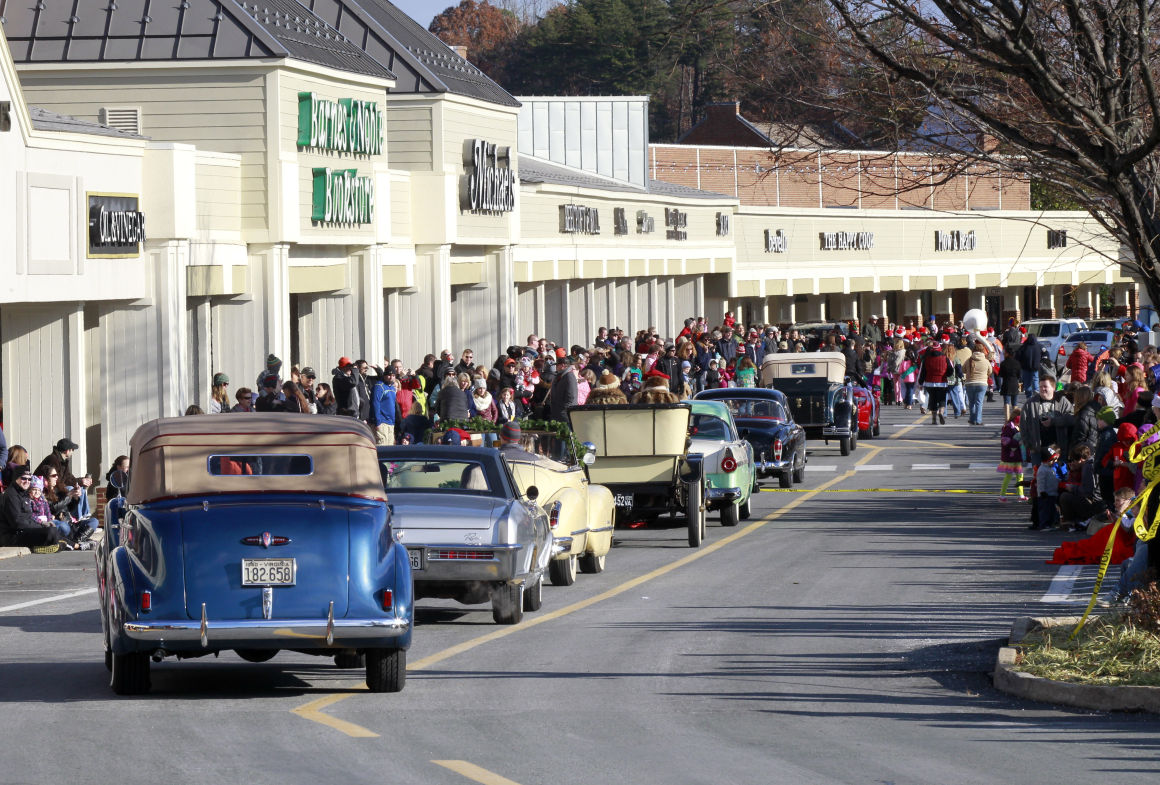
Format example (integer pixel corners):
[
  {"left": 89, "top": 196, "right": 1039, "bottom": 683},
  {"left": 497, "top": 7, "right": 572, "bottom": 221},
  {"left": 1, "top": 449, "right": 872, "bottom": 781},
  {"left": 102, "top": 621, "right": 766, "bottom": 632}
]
[
  {"left": 381, "top": 589, "right": 393, "bottom": 611},
  {"left": 140, "top": 590, "right": 151, "bottom": 613},
  {"left": 721, "top": 448, "right": 738, "bottom": 473},
  {"left": 549, "top": 501, "right": 562, "bottom": 530},
  {"left": 1059, "top": 347, "right": 1065, "bottom": 355},
  {"left": 773, "top": 439, "right": 783, "bottom": 461}
]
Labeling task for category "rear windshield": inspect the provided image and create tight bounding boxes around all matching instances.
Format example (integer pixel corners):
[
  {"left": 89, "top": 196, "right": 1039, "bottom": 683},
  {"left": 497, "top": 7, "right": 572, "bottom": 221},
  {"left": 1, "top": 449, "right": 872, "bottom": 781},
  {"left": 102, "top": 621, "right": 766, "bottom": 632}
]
[
  {"left": 691, "top": 414, "right": 733, "bottom": 441},
  {"left": 208, "top": 454, "right": 313, "bottom": 475},
  {"left": 379, "top": 459, "right": 493, "bottom": 493},
  {"left": 1068, "top": 332, "right": 1110, "bottom": 344},
  {"left": 1025, "top": 323, "right": 1060, "bottom": 338},
  {"left": 718, "top": 399, "right": 787, "bottom": 421}
]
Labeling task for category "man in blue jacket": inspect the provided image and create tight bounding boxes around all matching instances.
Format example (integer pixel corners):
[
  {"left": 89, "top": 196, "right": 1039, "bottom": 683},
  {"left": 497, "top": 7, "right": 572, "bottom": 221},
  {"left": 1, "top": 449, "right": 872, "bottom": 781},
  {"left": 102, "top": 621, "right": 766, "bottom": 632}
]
[{"left": 371, "top": 371, "right": 398, "bottom": 445}]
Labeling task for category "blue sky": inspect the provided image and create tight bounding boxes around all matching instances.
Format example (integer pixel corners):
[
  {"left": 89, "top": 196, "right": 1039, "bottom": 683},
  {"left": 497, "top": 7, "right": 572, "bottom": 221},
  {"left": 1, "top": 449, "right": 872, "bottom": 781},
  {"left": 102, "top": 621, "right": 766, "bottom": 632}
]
[{"left": 391, "top": 0, "right": 440, "bottom": 29}]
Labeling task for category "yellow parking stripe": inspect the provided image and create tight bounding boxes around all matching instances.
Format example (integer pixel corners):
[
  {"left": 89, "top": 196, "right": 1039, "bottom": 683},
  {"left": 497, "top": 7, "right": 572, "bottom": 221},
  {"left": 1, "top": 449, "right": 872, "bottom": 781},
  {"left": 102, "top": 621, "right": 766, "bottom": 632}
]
[
  {"left": 433, "top": 760, "right": 525, "bottom": 785},
  {"left": 889, "top": 413, "right": 928, "bottom": 440},
  {"left": 290, "top": 692, "right": 377, "bottom": 738},
  {"left": 290, "top": 444, "right": 881, "bottom": 737},
  {"left": 761, "top": 487, "right": 991, "bottom": 494}
]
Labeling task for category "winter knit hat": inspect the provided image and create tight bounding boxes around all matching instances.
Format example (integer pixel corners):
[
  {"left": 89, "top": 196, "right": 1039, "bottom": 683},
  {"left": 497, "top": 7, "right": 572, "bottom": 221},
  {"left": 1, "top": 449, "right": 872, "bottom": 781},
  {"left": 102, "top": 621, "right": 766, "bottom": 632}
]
[
  {"left": 1096, "top": 406, "right": 1117, "bottom": 426},
  {"left": 29, "top": 475, "right": 44, "bottom": 491},
  {"left": 266, "top": 354, "right": 282, "bottom": 374},
  {"left": 213, "top": 372, "right": 230, "bottom": 386}
]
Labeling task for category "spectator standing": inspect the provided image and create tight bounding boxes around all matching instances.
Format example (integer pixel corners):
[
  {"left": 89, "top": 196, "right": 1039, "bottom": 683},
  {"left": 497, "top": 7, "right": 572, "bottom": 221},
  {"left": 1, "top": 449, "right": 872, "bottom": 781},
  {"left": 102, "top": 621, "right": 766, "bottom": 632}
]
[
  {"left": 371, "top": 373, "right": 398, "bottom": 444},
  {"left": 315, "top": 383, "right": 337, "bottom": 416},
  {"left": 332, "top": 357, "right": 359, "bottom": 416},
  {"left": 549, "top": 358, "right": 579, "bottom": 422},
  {"left": 454, "top": 349, "right": 476, "bottom": 378},
  {"left": 438, "top": 373, "right": 472, "bottom": 424},
  {"left": 1033, "top": 445, "right": 1063, "bottom": 531},
  {"left": 496, "top": 386, "right": 522, "bottom": 424},
  {"left": 962, "top": 340, "right": 991, "bottom": 425},
  {"left": 918, "top": 342, "right": 951, "bottom": 424},
  {"left": 997, "top": 411, "right": 1025, "bottom": 501},
  {"left": 208, "top": 373, "right": 231, "bottom": 414},
  {"left": 1066, "top": 342, "right": 1094, "bottom": 384},
  {"left": 861, "top": 315, "right": 883, "bottom": 346},
  {"left": 299, "top": 367, "right": 318, "bottom": 412},
  {"left": 231, "top": 387, "right": 255, "bottom": 412},
  {"left": 1017, "top": 333, "right": 1044, "bottom": 400},
  {"left": 998, "top": 351, "right": 1022, "bottom": 421},
  {"left": 281, "top": 381, "right": 310, "bottom": 414},
  {"left": 1020, "top": 375, "right": 1074, "bottom": 463},
  {"left": 469, "top": 378, "right": 497, "bottom": 423}
]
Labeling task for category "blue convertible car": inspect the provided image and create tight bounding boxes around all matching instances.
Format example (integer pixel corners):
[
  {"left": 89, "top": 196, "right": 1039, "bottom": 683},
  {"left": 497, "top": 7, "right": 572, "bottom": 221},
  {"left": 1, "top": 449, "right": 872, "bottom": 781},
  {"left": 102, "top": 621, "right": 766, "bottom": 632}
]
[{"left": 98, "top": 414, "right": 413, "bottom": 695}]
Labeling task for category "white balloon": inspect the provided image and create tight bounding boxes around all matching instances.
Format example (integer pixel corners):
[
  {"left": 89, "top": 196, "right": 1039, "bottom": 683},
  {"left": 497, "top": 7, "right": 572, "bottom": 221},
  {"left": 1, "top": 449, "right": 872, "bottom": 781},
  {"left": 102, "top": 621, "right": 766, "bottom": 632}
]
[{"left": 962, "top": 308, "right": 988, "bottom": 333}]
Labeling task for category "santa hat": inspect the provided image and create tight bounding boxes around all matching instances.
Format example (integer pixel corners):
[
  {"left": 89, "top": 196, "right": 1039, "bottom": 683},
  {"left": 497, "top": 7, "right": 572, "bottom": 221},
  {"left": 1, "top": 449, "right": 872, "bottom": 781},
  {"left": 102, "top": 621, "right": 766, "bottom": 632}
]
[{"left": 645, "top": 368, "right": 670, "bottom": 380}]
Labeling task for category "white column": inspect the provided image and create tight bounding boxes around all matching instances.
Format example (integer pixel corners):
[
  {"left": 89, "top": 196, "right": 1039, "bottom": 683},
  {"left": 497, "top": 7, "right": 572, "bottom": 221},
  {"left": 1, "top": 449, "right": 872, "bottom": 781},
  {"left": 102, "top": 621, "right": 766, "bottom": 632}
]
[
  {"left": 193, "top": 297, "right": 212, "bottom": 409},
  {"left": 586, "top": 281, "right": 598, "bottom": 344},
  {"left": 496, "top": 245, "right": 516, "bottom": 350},
  {"left": 940, "top": 291, "right": 954, "bottom": 317},
  {"left": 1078, "top": 285, "right": 1095, "bottom": 316},
  {"left": 1040, "top": 286, "right": 1057, "bottom": 316},
  {"left": 256, "top": 243, "right": 291, "bottom": 366},
  {"left": 1004, "top": 288, "right": 1022, "bottom": 317},
  {"left": 534, "top": 283, "right": 546, "bottom": 337},
  {"left": 152, "top": 239, "right": 191, "bottom": 417},
  {"left": 359, "top": 245, "right": 385, "bottom": 364},
  {"left": 694, "top": 277, "right": 705, "bottom": 318},
  {"left": 760, "top": 298, "right": 771, "bottom": 326},
  {"left": 65, "top": 304, "right": 87, "bottom": 469},
  {"left": 879, "top": 294, "right": 889, "bottom": 326},
  {"left": 560, "top": 279, "right": 573, "bottom": 348},
  {"left": 665, "top": 278, "right": 676, "bottom": 338},
  {"left": 420, "top": 244, "right": 453, "bottom": 352},
  {"left": 385, "top": 289, "right": 402, "bottom": 363},
  {"left": 1116, "top": 284, "right": 1131, "bottom": 310}
]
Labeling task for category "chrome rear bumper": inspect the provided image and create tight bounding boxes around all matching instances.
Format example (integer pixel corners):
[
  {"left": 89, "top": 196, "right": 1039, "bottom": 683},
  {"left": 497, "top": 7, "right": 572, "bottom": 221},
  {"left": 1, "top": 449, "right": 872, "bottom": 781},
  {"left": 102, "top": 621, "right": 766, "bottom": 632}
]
[
  {"left": 411, "top": 543, "right": 523, "bottom": 582},
  {"left": 123, "top": 617, "right": 409, "bottom": 644}
]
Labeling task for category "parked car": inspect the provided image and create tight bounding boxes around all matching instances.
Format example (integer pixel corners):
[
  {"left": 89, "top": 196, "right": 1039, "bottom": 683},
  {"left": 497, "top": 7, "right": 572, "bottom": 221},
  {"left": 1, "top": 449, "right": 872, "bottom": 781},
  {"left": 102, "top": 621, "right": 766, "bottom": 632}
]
[
  {"left": 791, "top": 321, "right": 850, "bottom": 351},
  {"left": 98, "top": 414, "right": 413, "bottom": 695},
  {"left": 685, "top": 400, "right": 756, "bottom": 525},
  {"left": 850, "top": 378, "right": 881, "bottom": 439},
  {"left": 761, "top": 352, "right": 858, "bottom": 455},
  {"left": 693, "top": 388, "right": 806, "bottom": 488},
  {"left": 377, "top": 445, "right": 551, "bottom": 625},
  {"left": 1056, "top": 330, "right": 1118, "bottom": 373},
  {"left": 499, "top": 430, "right": 615, "bottom": 585},
  {"left": 1021, "top": 318, "right": 1088, "bottom": 358},
  {"left": 568, "top": 403, "right": 707, "bottom": 546}
]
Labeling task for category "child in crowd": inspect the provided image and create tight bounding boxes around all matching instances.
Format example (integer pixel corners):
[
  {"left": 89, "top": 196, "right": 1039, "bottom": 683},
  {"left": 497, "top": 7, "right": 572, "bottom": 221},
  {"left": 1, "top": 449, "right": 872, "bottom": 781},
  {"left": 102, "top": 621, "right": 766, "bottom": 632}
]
[
  {"left": 997, "top": 411, "right": 1025, "bottom": 501},
  {"left": 1032, "top": 445, "right": 1063, "bottom": 530}
]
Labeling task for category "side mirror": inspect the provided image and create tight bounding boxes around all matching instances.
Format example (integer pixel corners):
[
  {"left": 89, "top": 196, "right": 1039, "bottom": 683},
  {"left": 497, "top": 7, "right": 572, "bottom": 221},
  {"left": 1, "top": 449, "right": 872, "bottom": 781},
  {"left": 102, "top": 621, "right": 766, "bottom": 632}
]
[
  {"left": 110, "top": 469, "right": 129, "bottom": 491},
  {"left": 526, "top": 485, "right": 539, "bottom": 502}
]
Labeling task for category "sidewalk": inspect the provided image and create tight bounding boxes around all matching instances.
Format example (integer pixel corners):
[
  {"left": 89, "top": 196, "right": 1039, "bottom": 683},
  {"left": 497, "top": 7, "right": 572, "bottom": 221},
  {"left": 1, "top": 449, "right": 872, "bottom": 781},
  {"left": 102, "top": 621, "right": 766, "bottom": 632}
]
[{"left": 0, "top": 527, "right": 105, "bottom": 560}]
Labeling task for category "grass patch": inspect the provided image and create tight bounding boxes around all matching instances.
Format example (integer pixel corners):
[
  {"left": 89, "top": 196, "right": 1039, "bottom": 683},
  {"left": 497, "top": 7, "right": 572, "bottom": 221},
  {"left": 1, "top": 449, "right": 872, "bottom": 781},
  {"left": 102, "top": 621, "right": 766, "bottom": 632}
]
[{"left": 1016, "top": 616, "right": 1160, "bottom": 687}]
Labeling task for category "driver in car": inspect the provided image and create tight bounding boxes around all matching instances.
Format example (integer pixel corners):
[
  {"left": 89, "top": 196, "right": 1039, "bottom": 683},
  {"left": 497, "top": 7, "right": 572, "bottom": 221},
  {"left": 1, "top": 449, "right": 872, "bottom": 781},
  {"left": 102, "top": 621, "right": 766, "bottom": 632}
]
[{"left": 496, "top": 422, "right": 536, "bottom": 462}]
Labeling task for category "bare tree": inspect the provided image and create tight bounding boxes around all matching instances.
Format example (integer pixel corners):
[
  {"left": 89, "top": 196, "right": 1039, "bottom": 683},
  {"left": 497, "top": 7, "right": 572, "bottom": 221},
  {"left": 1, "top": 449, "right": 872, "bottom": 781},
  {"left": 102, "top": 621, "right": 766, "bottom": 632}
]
[{"left": 826, "top": 0, "right": 1160, "bottom": 305}]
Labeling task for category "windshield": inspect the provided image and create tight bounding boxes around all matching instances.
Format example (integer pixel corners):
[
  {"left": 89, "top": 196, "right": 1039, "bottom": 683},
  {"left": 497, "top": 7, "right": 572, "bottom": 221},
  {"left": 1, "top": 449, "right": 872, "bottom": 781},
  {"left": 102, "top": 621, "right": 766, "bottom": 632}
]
[
  {"left": 1067, "top": 332, "right": 1109, "bottom": 344},
  {"left": 690, "top": 414, "right": 733, "bottom": 441},
  {"left": 379, "top": 459, "right": 492, "bottom": 493},
  {"left": 718, "top": 399, "right": 787, "bottom": 421},
  {"left": 1024, "top": 323, "right": 1060, "bottom": 338}
]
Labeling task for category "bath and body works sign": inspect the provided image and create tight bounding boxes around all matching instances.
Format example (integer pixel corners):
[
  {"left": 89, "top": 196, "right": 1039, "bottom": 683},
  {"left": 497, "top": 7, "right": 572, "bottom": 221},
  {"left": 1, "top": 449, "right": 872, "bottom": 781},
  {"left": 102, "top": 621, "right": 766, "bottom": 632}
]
[{"left": 87, "top": 193, "right": 145, "bottom": 258}]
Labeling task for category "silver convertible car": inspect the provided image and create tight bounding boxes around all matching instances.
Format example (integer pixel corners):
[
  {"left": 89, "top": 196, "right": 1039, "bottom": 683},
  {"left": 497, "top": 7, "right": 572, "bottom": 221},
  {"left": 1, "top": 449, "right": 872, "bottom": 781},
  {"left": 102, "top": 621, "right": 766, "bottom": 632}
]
[{"left": 376, "top": 445, "right": 552, "bottom": 624}]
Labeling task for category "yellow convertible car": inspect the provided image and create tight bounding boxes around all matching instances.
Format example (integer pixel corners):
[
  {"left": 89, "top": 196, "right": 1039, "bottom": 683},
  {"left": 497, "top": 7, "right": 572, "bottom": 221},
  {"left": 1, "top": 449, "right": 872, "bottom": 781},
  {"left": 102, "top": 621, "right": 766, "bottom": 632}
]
[{"left": 501, "top": 430, "right": 615, "bottom": 586}]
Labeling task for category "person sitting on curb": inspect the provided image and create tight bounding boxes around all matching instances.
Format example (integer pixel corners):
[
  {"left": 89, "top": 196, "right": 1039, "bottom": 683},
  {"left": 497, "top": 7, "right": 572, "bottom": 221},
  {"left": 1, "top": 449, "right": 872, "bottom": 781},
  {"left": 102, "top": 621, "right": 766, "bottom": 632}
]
[
  {"left": 0, "top": 471, "right": 61, "bottom": 551},
  {"left": 34, "top": 438, "right": 92, "bottom": 521}
]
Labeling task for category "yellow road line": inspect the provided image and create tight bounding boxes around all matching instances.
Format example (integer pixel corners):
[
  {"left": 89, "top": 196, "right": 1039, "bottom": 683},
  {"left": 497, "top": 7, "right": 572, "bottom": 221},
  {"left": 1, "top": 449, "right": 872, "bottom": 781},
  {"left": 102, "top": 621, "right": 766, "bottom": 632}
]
[
  {"left": 290, "top": 692, "right": 378, "bottom": 738},
  {"left": 877, "top": 439, "right": 971, "bottom": 450},
  {"left": 290, "top": 446, "right": 879, "bottom": 737},
  {"left": 889, "top": 413, "right": 928, "bottom": 440},
  {"left": 433, "top": 760, "right": 525, "bottom": 785}
]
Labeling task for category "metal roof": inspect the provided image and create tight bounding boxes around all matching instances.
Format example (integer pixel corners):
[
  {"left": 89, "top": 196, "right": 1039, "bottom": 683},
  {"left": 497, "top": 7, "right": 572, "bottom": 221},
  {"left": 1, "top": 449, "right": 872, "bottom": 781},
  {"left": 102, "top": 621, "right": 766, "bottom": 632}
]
[
  {"left": 297, "top": 0, "right": 519, "bottom": 107},
  {"left": 519, "top": 155, "right": 730, "bottom": 201},
  {"left": 28, "top": 104, "right": 146, "bottom": 138},
  {"left": 0, "top": 0, "right": 395, "bottom": 81}
]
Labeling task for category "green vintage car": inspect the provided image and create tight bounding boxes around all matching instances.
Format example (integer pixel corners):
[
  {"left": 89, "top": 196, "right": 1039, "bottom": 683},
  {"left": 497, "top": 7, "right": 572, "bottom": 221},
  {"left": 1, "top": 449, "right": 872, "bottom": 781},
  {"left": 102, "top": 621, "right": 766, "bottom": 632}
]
[{"left": 685, "top": 399, "right": 755, "bottom": 527}]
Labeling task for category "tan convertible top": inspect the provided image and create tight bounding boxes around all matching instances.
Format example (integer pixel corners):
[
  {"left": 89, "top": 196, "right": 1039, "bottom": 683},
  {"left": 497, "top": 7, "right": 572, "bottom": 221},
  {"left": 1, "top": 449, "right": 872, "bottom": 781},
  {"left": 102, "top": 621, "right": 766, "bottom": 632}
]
[
  {"left": 760, "top": 352, "right": 846, "bottom": 386},
  {"left": 126, "top": 414, "right": 385, "bottom": 504}
]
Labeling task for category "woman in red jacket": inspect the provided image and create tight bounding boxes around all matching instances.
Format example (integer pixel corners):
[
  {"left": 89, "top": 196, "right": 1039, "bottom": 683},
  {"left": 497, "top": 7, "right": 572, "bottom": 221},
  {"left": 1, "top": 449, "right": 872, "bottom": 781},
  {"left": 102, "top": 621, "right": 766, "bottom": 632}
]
[
  {"left": 919, "top": 341, "right": 951, "bottom": 424},
  {"left": 1066, "top": 342, "right": 1094, "bottom": 384}
]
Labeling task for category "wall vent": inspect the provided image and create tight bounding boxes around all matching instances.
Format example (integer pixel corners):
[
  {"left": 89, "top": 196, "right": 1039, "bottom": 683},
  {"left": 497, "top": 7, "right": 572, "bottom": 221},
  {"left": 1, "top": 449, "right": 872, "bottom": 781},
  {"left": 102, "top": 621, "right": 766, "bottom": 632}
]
[{"left": 99, "top": 106, "right": 142, "bottom": 135}]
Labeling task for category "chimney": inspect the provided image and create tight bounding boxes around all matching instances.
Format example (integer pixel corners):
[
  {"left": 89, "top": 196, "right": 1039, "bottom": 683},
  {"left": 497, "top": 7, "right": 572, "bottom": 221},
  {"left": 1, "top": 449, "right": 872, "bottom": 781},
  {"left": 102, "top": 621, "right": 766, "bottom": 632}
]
[
  {"left": 452, "top": 45, "right": 468, "bottom": 61},
  {"left": 704, "top": 101, "right": 741, "bottom": 123}
]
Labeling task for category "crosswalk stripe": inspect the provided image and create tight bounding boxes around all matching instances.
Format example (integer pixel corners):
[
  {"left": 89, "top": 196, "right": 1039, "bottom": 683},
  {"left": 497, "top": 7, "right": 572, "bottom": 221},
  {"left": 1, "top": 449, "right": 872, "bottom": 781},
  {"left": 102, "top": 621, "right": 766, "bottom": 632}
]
[
  {"left": 807, "top": 465, "right": 837, "bottom": 472},
  {"left": 968, "top": 462, "right": 995, "bottom": 470},
  {"left": 911, "top": 463, "right": 950, "bottom": 471}
]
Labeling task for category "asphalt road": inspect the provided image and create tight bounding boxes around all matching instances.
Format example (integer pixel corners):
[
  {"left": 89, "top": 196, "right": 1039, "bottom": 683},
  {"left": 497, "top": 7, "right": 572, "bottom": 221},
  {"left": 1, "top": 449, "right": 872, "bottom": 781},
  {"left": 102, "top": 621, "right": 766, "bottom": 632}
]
[{"left": 2, "top": 400, "right": 1157, "bottom": 785}]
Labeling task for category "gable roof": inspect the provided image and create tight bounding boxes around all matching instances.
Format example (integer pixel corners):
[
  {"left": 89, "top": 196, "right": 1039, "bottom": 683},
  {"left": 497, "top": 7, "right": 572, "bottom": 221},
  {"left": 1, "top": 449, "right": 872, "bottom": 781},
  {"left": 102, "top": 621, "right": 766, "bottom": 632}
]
[
  {"left": 740, "top": 117, "right": 863, "bottom": 150},
  {"left": 296, "top": 0, "right": 519, "bottom": 107},
  {"left": 0, "top": 0, "right": 395, "bottom": 81},
  {"left": 519, "top": 155, "right": 730, "bottom": 201}
]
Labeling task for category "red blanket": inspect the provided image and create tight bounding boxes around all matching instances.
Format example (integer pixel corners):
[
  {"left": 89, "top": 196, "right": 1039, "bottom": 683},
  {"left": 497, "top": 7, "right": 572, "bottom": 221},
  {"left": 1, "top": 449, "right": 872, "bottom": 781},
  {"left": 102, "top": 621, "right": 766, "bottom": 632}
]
[{"left": 1046, "top": 523, "right": 1137, "bottom": 565}]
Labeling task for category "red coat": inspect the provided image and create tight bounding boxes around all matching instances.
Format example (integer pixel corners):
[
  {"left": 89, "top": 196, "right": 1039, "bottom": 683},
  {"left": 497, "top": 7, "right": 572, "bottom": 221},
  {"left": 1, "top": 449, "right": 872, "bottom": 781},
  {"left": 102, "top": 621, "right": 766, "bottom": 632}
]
[
  {"left": 1066, "top": 348, "right": 1093, "bottom": 383},
  {"left": 920, "top": 351, "right": 950, "bottom": 384}
]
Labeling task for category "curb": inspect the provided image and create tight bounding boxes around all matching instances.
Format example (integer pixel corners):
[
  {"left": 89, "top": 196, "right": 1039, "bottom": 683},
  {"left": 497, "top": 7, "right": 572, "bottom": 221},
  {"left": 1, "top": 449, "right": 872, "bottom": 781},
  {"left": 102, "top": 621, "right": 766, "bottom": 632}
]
[
  {"left": 0, "top": 547, "right": 31, "bottom": 561},
  {"left": 994, "top": 616, "right": 1160, "bottom": 713}
]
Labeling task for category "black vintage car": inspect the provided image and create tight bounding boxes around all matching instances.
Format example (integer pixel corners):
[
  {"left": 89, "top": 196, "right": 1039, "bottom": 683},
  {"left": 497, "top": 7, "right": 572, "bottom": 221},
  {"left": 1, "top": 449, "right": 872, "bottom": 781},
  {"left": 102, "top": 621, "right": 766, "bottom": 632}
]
[
  {"left": 693, "top": 388, "right": 807, "bottom": 488},
  {"left": 759, "top": 352, "right": 859, "bottom": 455}
]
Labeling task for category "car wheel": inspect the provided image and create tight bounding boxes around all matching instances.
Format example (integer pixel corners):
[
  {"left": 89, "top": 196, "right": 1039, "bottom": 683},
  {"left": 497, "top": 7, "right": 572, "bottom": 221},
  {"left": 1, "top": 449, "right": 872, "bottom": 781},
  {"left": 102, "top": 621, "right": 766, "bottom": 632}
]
[
  {"left": 333, "top": 650, "right": 365, "bottom": 669},
  {"left": 578, "top": 552, "right": 606, "bottom": 574},
  {"left": 109, "top": 651, "right": 150, "bottom": 696},
  {"left": 522, "top": 573, "right": 543, "bottom": 612},
  {"left": 491, "top": 583, "right": 524, "bottom": 624},
  {"left": 739, "top": 496, "right": 752, "bottom": 520},
  {"left": 850, "top": 426, "right": 858, "bottom": 451},
  {"left": 840, "top": 436, "right": 852, "bottom": 456},
  {"left": 687, "top": 481, "right": 704, "bottom": 547},
  {"left": 365, "top": 648, "right": 406, "bottom": 693},
  {"left": 872, "top": 420, "right": 880, "bottom": 437},
  {"left": 779, "top": 470, "right": 792, "bottom": 488},
  {"left": 792, "top": 458, "right": 805, "bottom": 484},
  {"left": 721, "top": 500, "right": 740, "bottom": 527},
  {"left": 104, "top": 648, "right": 112, "bottom": 673},
  {"left": 549, "top": 555, "right": 578, "bottom": 586},
  {"left": 235, "top": 649, "right": 278, "bottom": 663}
]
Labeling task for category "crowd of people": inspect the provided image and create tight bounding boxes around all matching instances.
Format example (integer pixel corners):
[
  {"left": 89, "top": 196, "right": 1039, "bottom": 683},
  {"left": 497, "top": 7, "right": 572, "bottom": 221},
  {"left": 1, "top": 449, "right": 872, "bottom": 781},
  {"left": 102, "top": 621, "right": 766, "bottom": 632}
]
[{"left": 0, "top": 432, "right": 116, "bottom": 552}]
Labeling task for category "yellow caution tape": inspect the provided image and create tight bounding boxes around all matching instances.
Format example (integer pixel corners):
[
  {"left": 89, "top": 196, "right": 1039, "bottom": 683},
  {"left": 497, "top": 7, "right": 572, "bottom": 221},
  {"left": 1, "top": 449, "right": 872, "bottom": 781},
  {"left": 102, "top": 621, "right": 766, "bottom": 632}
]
[{"left": 1070, "top": 520, "right": 1121, "bottom": 639}]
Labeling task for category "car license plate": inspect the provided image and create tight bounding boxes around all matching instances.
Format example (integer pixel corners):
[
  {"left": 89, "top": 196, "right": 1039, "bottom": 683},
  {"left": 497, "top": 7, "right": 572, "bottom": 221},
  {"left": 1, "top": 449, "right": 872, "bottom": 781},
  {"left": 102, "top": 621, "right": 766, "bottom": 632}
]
[
  {"left": 407, "top": 549, "right": 424, "bottom": 571},
  {"left": 241, "top": 558, "right": 296, "bottom": 586},
  {"left": 614, "top": 493, "right": 634, "bottom": 508}
]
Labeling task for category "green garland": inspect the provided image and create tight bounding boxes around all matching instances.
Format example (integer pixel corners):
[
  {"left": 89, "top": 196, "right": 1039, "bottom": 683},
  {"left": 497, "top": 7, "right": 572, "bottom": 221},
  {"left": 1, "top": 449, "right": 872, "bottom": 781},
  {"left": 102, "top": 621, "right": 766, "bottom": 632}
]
[{"left": 437, "top": 417, "right": 587, "bottom": 459}]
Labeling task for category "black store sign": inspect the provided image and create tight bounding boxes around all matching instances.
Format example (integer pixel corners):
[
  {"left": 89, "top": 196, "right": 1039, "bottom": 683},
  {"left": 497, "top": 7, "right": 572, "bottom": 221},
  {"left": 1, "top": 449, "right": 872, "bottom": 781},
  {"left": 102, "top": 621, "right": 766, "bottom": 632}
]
[{"left": 88, "top": 193, "right": 145, "bottom": 258}]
